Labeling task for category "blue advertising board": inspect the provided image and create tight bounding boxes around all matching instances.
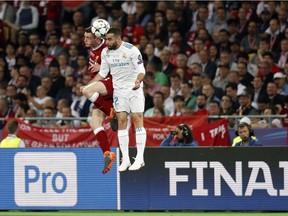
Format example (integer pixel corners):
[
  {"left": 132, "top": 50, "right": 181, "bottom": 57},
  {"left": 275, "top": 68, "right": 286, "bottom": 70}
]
[
  {"left": 121, "top": 148, "right": 288, "bottom": 211},
  {"left": 0, "top": 148, "right": 118, "bottom": 210}
]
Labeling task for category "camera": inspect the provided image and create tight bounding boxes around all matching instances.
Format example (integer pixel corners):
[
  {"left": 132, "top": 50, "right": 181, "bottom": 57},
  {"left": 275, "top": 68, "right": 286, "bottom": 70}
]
[{"left": 170, "top": 131, "right": 178, "bottom": 135}]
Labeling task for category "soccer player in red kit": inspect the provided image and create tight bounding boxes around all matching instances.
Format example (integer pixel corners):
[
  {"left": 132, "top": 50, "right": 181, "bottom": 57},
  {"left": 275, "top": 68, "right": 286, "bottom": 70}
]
[{"left": 81, "top": 26, "right": 115, "bottom": 174}]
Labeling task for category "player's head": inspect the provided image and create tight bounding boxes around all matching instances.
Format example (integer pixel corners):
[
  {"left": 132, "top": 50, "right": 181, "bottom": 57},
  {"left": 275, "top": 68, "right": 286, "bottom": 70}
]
[
  {"left": 84, "top": 26, "right": 101, "bottom": 48},
  {"left": 105, "top": 27, "right": 122, "bottom": 50}
]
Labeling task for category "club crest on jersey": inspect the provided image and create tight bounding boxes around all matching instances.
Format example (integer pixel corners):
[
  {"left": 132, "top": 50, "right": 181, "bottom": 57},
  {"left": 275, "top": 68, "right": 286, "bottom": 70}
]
[
  {"left": 137, "top": 54, "right": 143, "bottom": 64},
  {"left": 123, "top": 53, "right": 127, "bottom": 59}
]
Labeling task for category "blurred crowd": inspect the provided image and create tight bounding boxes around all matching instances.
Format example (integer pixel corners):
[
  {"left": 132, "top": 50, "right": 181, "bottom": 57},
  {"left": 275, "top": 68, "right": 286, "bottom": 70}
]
[{"left": 0, "top": 0, "right": 288, "bottom": 129}]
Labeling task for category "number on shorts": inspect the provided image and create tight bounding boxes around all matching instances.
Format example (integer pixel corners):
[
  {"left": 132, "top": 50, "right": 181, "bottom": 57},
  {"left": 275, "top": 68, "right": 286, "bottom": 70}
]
[{"left": 113, "top": 96, "right": 119, "bottom": 107}]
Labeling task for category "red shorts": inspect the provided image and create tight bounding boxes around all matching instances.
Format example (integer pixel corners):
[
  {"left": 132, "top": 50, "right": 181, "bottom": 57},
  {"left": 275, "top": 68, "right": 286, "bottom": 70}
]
[{"left": 93, "top": 76, "right": 114, "bottom": 116}]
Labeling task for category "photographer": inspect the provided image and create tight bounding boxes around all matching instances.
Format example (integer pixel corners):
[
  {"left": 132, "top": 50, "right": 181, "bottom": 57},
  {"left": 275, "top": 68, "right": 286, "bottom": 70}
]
[
  {"left": 160, "top": 124, "right": 198, "bottom": 147},
  {"left": 234, "top": 122, "right": 261, "bottom": 147}
]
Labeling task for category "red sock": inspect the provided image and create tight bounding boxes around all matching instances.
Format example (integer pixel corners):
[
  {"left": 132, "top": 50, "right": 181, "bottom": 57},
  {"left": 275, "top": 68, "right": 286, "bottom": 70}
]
[{"left": 95, "top": 130, "right": 110, "bottom": 153}]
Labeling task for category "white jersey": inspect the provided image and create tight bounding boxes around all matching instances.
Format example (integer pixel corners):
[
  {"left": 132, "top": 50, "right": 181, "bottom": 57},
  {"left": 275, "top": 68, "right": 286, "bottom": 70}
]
[{"left": 99, "top": 42, "right": 145, "bottom": 90}]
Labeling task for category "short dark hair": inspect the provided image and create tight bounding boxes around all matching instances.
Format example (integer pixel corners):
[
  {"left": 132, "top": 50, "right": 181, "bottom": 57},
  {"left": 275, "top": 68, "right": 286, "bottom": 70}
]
[
  {"left": 107, "top": 27, "right": 122, "bottom": 37},
  {"left": 6, "top": 120, "right": 19, "bottom": 134}
]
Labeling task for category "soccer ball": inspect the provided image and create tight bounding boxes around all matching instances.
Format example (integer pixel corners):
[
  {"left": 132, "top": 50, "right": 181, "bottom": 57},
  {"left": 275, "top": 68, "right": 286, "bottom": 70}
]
[{"left": 91, "top": 19, "right": 110, "bottom": 38}]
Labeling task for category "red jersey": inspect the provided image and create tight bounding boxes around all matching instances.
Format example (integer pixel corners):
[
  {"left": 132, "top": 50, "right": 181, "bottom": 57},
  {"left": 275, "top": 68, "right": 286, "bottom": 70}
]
[{"left": 89, "top": 39, "right": 108, "bottom": 79}]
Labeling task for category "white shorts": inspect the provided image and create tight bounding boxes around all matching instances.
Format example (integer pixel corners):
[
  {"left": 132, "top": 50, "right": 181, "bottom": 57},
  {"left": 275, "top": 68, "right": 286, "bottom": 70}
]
[{"left": 113, "top": 88, "right": 145, "bottom": 113}]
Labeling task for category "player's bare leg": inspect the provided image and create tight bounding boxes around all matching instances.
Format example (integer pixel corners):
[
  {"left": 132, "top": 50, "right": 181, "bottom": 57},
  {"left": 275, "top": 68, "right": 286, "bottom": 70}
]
[{"left": 82, "top": 81, "right": 107, "bottom": 103}]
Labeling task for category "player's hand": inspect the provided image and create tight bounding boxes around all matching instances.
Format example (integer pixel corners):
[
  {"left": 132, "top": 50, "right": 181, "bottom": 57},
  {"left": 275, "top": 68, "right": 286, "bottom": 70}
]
[
  {"left": 132, "top": 80, "right": 141, "bottom": 90},
  {"left": 89, "top": 63, "right": 100, "bottom": 73}
]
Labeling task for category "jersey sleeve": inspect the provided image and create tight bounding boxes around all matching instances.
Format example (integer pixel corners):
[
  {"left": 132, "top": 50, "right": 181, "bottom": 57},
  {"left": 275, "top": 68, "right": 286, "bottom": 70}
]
[
  {"left": 130, "top": 46, "right": 146, "bottom": 75},
  {"left": 99, "top": 49, "right": 110, "bottom": 78}
]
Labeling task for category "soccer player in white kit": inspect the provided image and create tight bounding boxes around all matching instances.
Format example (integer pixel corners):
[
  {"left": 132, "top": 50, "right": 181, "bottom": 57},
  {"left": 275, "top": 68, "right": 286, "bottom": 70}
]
[{"left": 93, "top": 27, "right": 146, "bottom": 171}]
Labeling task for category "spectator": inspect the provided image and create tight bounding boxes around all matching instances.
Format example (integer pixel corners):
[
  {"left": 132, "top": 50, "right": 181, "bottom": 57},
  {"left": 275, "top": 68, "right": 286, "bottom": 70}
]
[
  {"left": 55, "top": 75, "right": 77, "bottom": 105},
  {"left": 212, "top": 62, "right": 230, "bottom": 91},
  {"left": 257, "top": 95, "right": 270, "bottom": 115},
  {"left": 271, "top": 119, "right": 283, "bottom": 128},
  {"left": 111, "top": 3, "right": 127, "bottom": 29},
  {"left": 31, "top": 50, "right": 49, "bottom": 77},
  {"left": 144, "top": 91, "right": 170, "bottom": 117},
  {"left": 57, "top": 52, "right": 74, "bottom": 77},
  {"left": 180, "top": 81, "right": 196, "bottom": 110},
  {"left": 273, "top": 72, "right": 288, "bottom": 96},
  {"left": 160, "top": 124, "right": 198, "bottom": 147},
  {"left": 0, "top": 120, "right": 25, "bottom": 148},
  {"left": 28, "top": 32, "right": 41, "bottom": 51},
  {"left": 160, "top": 85, "right": 174, "bottom": 114},
  {"left": 47, "top": 33, "right": 64, "bottom": 58},
  {"left": 208, "top": 100, "right": 221, "bottom": 123},
  {"left": 237, "top": 91, "right": 259, "bottom": 116},
  {"left": 135, "top": 2, "right": 152, "bottom": 27},
  {"left": 252, "top": 76, "right": 267, "bottom": 107},
  {"left": 228, "top": 71, "right": 246, "bottom": 97},
  {"left": 191, "top": 74, "right": 202, "bottom": 96},
  {"left": 25, "top": 108, "right": 38, "bottom": 125},
  {"left": 170, "top": 95, "right": 185, "bottom": 117},
  {"left": 159, "top": 48, "right": 176, "bottom": 76},
  {"left": 5, "top": 1, "right": 39, "bottom": 43},
  {"left": 8, "top": 65, "right": 19, "bottom": 86},
  {"left": 73, "top": 54, "right": 88, "bottom": 78},
  {"left": 143, "top": 83, "right": 153, "bottom": 112},
  {"left": 277, "top": 38, "right": 288, "bottom": 69},
  {"left": 122, "top": 14, "right": 145, "bottom": 46},
  {"left": 194, "top": 94, "right": 208, "bottom": 116},
  {"left": 55, "top": 98, "right": 69, "bottom": 119},
  {"left": 24, "top": 85, "right": 52, "bottom": 116},
  {"left": 144, "top": 43, "right": 162, "bottom": 71},
  {"left": 202, "top": 83, "right": 221, "bottom": 108},
  {"left": 209, "top": 44, "right": 220, "bottom": 65},
  {"left": 169, "top": 73, "right": 182, "bottom": 98},
  {"left": 144, "top": 72, "right": 162, "bottom": 97},
  {"left": 234, "top": 122, "right": 261, "bottom": 146},
  {"left": 264, "top": 18, "right": 283, "bottom": 53},
  {"left": 5, "top": 42, "right": 16, "bottom": 71},
  {"left": 152, "top": 107, "right": 165, "bottom": 118},
  {"left": 237, "top": 62, "right": 254, "bottom": 88},
  {"left": 56, "top": 106, "right": 81, "bottom": 128},
  {"left": 216, "top": 29, "right": 232, "bottom": 53},
  {"left": 70, "top": 82, "right": 90, "bottom": 118},
  {"left": 121, "top": 1, "right": 137, "bottom": 15},
  {"left": 48, "top": 60, "right": 66, "bottom": 98},
  {"left": 39, "top": 106, "right": 57, "bottom": 128},
  {"left": 0, "top": 98, "right": 15, "bottom": 130},
  {"left": 199, "top": 49, "right": 217, "bottom": 80},
  {"left": 43, "top": 19, "right": 56, "bottom": 43},
  {"left": 266, "top": 82, "right": 285, "bottom": 107},
  {"left": 220, "top": 95, "right": 237, "bottom": 127},
  {"left": 187, "top": 38, "right": 204, "bottom": 67}
]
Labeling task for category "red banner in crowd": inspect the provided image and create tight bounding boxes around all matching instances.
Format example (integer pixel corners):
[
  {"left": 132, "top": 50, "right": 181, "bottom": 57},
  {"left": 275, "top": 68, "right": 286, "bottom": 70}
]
[{"left": 2, "top": 116, "right": 229, "bottom": 147}]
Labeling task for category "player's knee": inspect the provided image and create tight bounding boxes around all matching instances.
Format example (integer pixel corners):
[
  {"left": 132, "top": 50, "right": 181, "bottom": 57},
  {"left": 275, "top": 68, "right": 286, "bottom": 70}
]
[
  {"left": 82, "top": 85, "right": 90, "bottom": 97},
  {"left": 117, "top": 118, "right": 126, "bottom": 129}
]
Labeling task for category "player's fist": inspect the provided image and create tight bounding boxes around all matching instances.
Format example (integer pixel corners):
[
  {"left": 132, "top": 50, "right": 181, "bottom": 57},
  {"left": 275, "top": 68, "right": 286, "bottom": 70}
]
[{"left": 132, "top": 80, "right": 141, "bottom": 90}]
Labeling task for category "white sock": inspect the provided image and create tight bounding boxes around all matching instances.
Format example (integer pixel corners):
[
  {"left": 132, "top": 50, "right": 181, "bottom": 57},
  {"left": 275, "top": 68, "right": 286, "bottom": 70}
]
[
  {"left": 135, "top": 127, "right": 146, "bottom": 162},
  {"left": 93, "top": 127, "right": 104, "bottom": 135},
  {"left": 118, "top": 129, "right": 130, "bottom": 162},
  {"left": 89, "top": 92, "right": 99, "bottom": 103}
]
